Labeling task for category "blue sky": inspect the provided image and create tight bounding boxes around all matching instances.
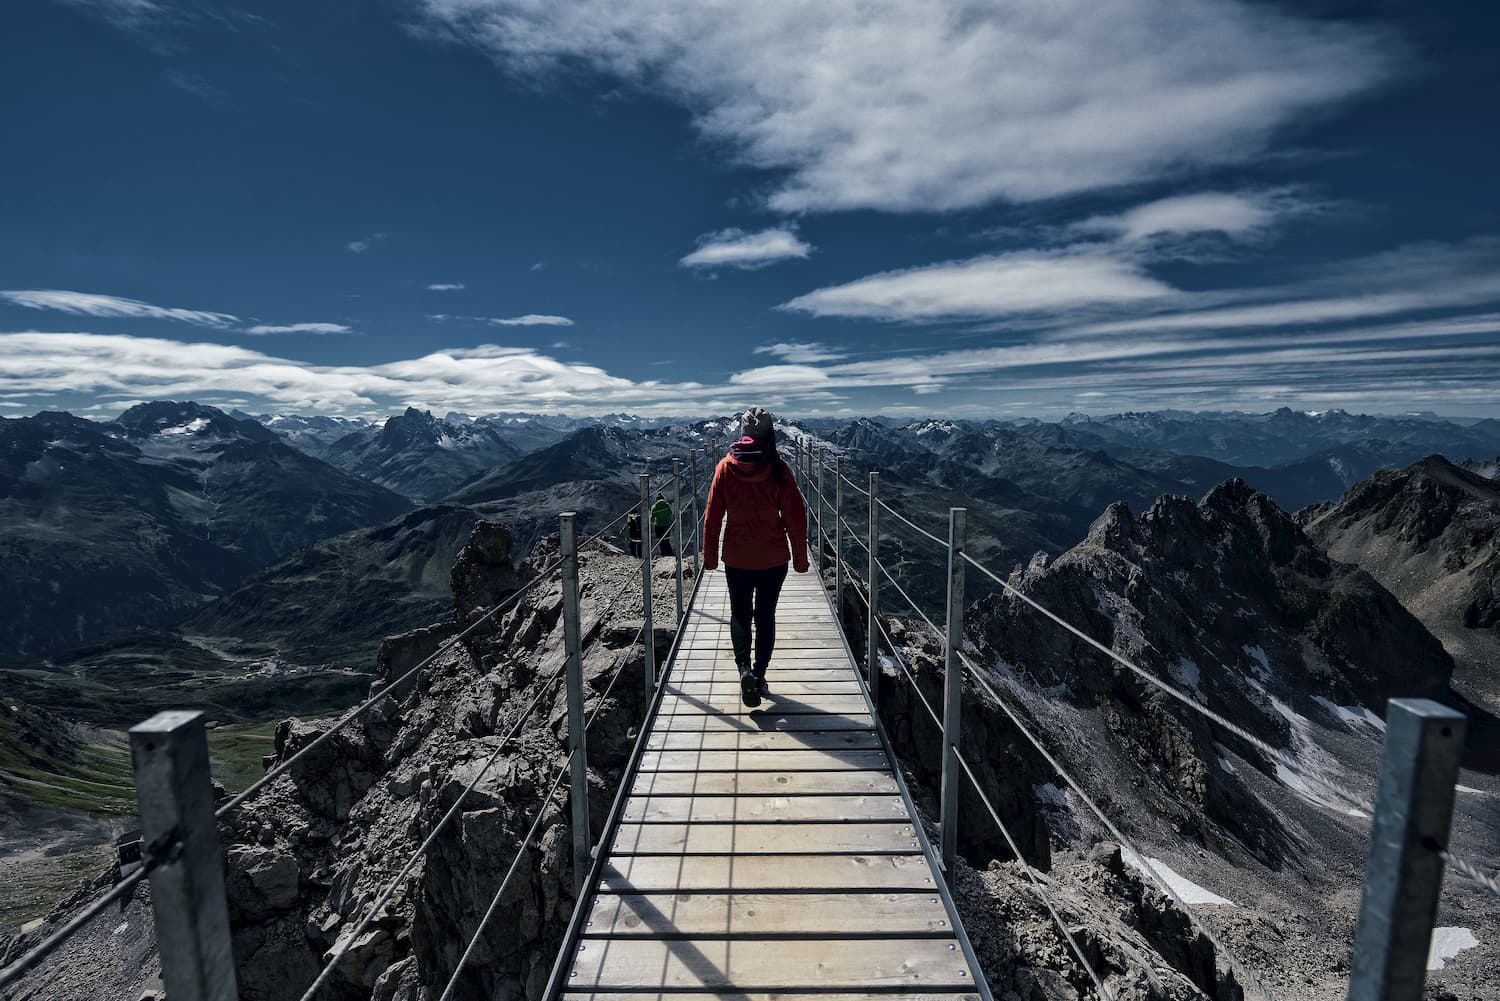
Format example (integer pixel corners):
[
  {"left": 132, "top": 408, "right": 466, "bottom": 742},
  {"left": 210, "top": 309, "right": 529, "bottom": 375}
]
[{"left": 2, "top": 0, "right": 1498, "bottom": 419}]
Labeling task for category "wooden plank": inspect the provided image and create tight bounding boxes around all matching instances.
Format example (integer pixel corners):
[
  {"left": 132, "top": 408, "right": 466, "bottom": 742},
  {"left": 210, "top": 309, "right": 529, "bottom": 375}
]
[
  {"left": 676, "top": 648, "right": 853, "bottom": 660},
  {"left": 658, "top": 695, "right": 871, "bottom": 716},
  {"left": 584, "top": 891, "right": 949, "bottom": 937},
  {"left": 646, "top": 730, "right": 880, "bottom": 752},
  {"left": 637, "top": 749, "right": 890, "bottom": 773},
  {"left": 621, "top": 794, "right": 910, "bottom": 823},
  {"left": 668, "top": 681, "right": 864, "bottom": 697},
  {"left": 670, "top": 669, "right": 857, "bottom": 682},
  {"left": 566, "top": 937, "right": 972, "bottom": 990},
  {"left": 629, "top": 771, "right": 898, "bottom": 798},
  {"left": 597, "top": 853, "right": 935, "bottom": 893},
  {"left": 609, "top": 822, "right": 920, "bottom": 855},
  {"left": 654, "top": 712, "right": 874, "bottom": 732}
]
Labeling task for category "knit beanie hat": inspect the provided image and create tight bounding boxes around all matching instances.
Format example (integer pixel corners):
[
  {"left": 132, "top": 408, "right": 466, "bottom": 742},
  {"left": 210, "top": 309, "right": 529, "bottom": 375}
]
[{"left": 741, "top": 406, "right": 774, "bottom": 440}]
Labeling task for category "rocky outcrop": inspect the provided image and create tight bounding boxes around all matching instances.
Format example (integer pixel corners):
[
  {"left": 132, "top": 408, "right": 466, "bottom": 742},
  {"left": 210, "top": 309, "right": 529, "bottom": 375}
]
[
  {"left": 961, "top": 481, "right": 1452, "bottom": 864},
  {"left": 204, "top": 525, "right": 677, "bottom": 1000},
  {"left": 1300, "top": 455, "right": 1500, "bottom": 710}
]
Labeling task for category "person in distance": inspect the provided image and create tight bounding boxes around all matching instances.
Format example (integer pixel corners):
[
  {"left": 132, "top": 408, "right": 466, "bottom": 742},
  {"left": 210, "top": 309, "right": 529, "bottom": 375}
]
[
  {"left": 702, "top": 406, "right": 810, "bottom": 707},
  {"left": 650, "top": 491, "right": 674, "bottom": 556}
]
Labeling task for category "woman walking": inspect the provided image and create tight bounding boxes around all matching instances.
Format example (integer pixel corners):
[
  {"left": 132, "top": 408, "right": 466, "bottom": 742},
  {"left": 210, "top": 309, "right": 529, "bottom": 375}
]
[{"left": 702, "top": 407, "right": 809, "bottom": 707}]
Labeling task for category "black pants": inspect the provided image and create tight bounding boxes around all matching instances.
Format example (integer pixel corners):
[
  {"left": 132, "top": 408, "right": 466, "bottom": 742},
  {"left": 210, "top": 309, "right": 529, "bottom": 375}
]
[
  {"left": 628, "top": 539, "right": 641, "bottom": 557},
  {"left": 653, "top": 524, "right": 673, "bottom": 556},
  {"left": 724, "top": 563, "right": 788, "bottom": 673}
]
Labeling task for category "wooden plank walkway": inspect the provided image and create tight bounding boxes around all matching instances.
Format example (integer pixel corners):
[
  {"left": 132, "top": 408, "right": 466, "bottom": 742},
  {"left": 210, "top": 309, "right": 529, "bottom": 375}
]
[{"left": 557, "top": 566, "right": 984, "bottom": 1000}]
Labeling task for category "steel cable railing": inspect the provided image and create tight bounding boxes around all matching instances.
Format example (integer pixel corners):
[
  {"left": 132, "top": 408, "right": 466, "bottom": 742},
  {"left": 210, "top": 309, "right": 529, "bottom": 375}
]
[
  {"left": 436, "top": 754, "right": 573, "bottom": 1001},
  {"left": 0, "top": 471, "right": 689, "bottom": 994},
  {"left": 955, "top": 648, "right": 1274, "bottom": 1001},
  {"left": 437, "top": 615, "right": 652, "bottom": 1000},
  {"left": 952, "top": 748, "right": 1115, "bottom": 1001},
  {"left": 306, "top": 515, "right": 672, "bottom": 999},
  {"left": 808, "top": 447, "right": 1277, "bottom": 986},
  {"left": 795, "top": 449, "right": 1120, "bottom": 999},
  {"left": 298, "top": 655, "right": 573, "bottom": 1000}
]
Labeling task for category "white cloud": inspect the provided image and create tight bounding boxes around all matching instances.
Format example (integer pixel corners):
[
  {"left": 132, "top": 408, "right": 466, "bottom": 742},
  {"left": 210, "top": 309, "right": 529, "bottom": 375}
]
[
  {"left": 347, "top": 232, "right": 389, "bottom": 253},
  {"left": 1067, "top": 239, "right": 1500, "bottom": 336},
  {"left": 0, "top": 332, "right": 708, "bottom": 415},
  {"left": 415, "top": 0, "right": 1394, "bottom": 212},
  {"left": 754, "top": 342, "right": 846, "bottom": 364},
  {"left": 1072, "top": 190, "right": 1309, "bottom": 243},
  {"left": 0, "top": 289, "right": 237, "bottom": 327},
  {"left": 781, "top": 250, "right": 1176, "bottom": 322},
  {"left": 490, "top": 314, "right": 574, "bottom": 326},
  {"left": 425, "top": 282, "right": 466, "bottom": 291},
  {"left": 680, "top": 227, "right": 811, "bottom": 269},
  {"left": 243, "top": 323, "right": 354, "bottom": 335}
]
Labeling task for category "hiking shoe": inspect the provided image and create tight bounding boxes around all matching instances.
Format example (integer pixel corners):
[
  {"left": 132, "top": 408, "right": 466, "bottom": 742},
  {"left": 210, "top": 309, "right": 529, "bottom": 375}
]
[
  {"left": 739, "top": 668, "right": 762, "bottom": 708},
  {"left": 753, "top": 668, "right": 770, "bottom": 696}
]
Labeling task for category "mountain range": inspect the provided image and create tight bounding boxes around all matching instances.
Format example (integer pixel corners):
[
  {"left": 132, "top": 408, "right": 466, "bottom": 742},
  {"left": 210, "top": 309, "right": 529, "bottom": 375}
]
[
  {"left": 1301, "top": 455, "right": 1500, "bottom": 720},
  {"left": 0, "top": 403, "right": 411, "bottom": 659}
]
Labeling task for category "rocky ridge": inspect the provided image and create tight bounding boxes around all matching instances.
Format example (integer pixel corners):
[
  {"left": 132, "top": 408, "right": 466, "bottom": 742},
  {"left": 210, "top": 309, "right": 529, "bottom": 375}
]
[{"left": 1300, "top": 455, "right": 1500, "bottom": 714}]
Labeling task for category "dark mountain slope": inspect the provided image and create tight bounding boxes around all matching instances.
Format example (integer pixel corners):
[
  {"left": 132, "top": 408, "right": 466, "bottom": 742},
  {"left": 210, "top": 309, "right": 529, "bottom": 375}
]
[
  {"left": 320, "top": 408, "right": 523, "bottom": 502},
  {"left": 1300, "top": 455, "right": 1500, "bottom": 709},
  {"left": 0, "top": 406, "right": 411, "bottom": 657},
  {"left": 966, "top": 478, "right": 1455, "bottom": 877},
  {"left": 182, "top": 504, "right": 484, "bottom": 665}
]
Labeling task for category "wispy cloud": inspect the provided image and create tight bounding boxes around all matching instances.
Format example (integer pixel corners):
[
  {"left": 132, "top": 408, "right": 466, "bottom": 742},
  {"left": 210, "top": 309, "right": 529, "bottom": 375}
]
[
  {"left": 754, "top": 341, "right": 846, "bottom": 364},
  {"left": 490, "top": 314, "right": 574, "bottom": 326},
  {"left": 243, "top": 322, "right": 354, "bottom": 335},
  {"left": 680, "top": 227, "right": 811, "bottom": 270},
  {"left": 0, "top": 289, "right": 238, "bottom": 327},
  {"left": 347, "top": 232, "right": 389, "bottom": 253},
  {"left": 1070, "top": 189, "right": 1317, "bottom": 244},
  {"left": 781, "top": 250, "right": 1176, "bottom": 322},
  {"left": 415, "top": 0, "right": 1395, "bottom": 212},
  {"left": 425, "top": 282, "right": 465, "bottom": 291}
]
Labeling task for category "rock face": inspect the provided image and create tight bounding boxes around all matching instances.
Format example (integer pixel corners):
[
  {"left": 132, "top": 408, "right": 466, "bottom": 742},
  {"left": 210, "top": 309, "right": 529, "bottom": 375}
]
[
  {"left": 199, "top": 523, "right": 675, "bottom": 1001},
  {"left": 964, "top": 481, "right": 1451, "bottom": 856},
  {"left": 1300, "top": 455, "right": 1500, "bottom": 709}
]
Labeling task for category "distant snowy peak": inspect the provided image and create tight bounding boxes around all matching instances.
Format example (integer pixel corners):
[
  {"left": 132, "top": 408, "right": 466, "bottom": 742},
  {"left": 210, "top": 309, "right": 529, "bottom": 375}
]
[{"left": 111, "top": 401, "right": 278, "bottom": 453}]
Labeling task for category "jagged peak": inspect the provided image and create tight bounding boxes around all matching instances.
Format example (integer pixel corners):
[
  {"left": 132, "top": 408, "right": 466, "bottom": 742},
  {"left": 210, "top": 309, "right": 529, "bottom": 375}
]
[{"left": 1085, "top": 501, "right": 1135, "bottom": 549}]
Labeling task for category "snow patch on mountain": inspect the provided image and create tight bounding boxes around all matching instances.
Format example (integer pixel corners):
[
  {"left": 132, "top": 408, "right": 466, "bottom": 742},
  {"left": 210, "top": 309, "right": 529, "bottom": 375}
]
[
  {"left": 1121, "top": 848, "right": 1236, "bottom": 906},
  {"left": 1428, "top": 927, "right": 1479, "bottom": 971}
]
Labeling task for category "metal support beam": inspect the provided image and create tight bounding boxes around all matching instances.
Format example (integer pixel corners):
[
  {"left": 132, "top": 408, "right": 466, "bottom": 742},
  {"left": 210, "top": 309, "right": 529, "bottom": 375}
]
[
  {"left": 673, "top": 457, "right": 684, "bottom": 623},
  {"left": 1348, "top": 698, "right": 1467, "bottom": 1001},
  {"left": 867, "top": 471, "right": 880, "bottom": 706},
  {"left": 816, "top": 449, "right": 826, "bottom": 571},
  {"left": 689, "top": 449, "right": 701, "bottom": 579},
  {"left": 940, "top": 507, "right": 967, "bottom": 875},
  {"left": 803, "top": 443, "right": 813, "bottom": 546},
  {"left": 834, "top": 454, "right": 845, "bottom": 615},
  {"left": 559, "top": 513, "right": 590, "bottom": 897},
  {"left": 640, "top": 474, "right": 656, "bottom": 694},
  {"left": 129, "top": 711, "right": 238, "bottom": 1001}
]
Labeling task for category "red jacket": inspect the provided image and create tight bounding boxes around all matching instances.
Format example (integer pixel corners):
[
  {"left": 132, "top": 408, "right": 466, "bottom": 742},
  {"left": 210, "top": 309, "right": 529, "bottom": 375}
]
[{"left": 703, "top": 454, "right": 809, "bottom": 571}]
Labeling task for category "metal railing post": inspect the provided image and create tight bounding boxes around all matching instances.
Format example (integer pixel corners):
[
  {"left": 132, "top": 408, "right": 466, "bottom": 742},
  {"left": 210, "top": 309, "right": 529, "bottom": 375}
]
[
  {"left": 1348, "top": 698, "right": 1467, "bottom": 1001},
  {"left": 689, "top": 449, "right": 701, "bottom": 578},
  {"left": 816, "top": 449, "right": 826, "bottom": 571},
  {"left": 673, "top": 457, "right": 685, "bottom": 623},
  {"left": 803, "top": 443, "right": 813, "bottom": 546},
  {"left": 867, "top": 471, "right": 880, "bottom": 705},
  {"left": 640, "top": 474, "right": 656, "bottom": 694},
  {"left": 559, "top": 513, "right": 590, "bottom": 897},
  {"left": 834, "top": 455, "right": 845, "bottom": 614},
  {"left": 129, "top": 711, "right": 238, "bottom": 1001},
  {"left": 940, "top": 507, "right": 967, "bottom": 875}
]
